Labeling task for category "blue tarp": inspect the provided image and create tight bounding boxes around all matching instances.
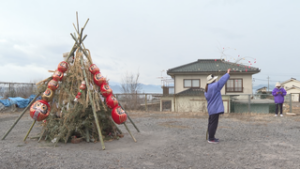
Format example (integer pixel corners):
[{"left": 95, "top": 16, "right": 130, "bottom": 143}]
[{"left": 0, "top": 94, "right": 39, "bottom": 108}]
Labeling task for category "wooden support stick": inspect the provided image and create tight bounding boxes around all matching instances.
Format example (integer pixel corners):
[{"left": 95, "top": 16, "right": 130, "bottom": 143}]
[
  {"left": 2, "top": 93, "right": 41, "bottom": 140},
  {"left": 80, "top": 56, "right": 105, "bottom": 150},
  {"left": 23, "top": 120, "right": 36, "bottom": 141},
  {"left": 124, "top": 123, "right": 136, "bottom": 142},
  {"left": 118, "top": 102, "right": 140, "bottom": 132}
]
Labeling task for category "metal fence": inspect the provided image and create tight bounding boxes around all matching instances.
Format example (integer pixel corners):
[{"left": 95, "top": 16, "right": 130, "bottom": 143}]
[
  {"left": 230, "top": 94, "right": 299, "bottom": 114},
  {"left": 114, "top": 93, "right": 162, "bottom": 111},
  {"left": 1, "top": 82, "right": 299, "bottom": 114},
  {"left": 115, "top": 93, "right": 300, "bottom": 114},
  {"left": 0, "top": 82, "right": 36, "bottom": 98}
]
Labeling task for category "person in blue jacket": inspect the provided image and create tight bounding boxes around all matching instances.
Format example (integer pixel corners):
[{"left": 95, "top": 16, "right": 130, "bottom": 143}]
[
  {"left": 204, "top": 69, "right": 231, "bottom": 143},
  {"left": 272, "top": 82, "right": 287, "bottom": 117}
]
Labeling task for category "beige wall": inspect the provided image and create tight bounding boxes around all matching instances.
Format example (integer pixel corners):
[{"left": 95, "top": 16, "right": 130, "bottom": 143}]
[
  {"left": 160, "top": 95, "right": 231, "bottom": 113},
  {"left": 175, "top": 96, "right": 207, "bottom": 112},
  {"left": 286, "top": 88, "right": 300, "bottom": 102},
  {"left": 174, "top": 74, "right": 253, "bottom": 95}
]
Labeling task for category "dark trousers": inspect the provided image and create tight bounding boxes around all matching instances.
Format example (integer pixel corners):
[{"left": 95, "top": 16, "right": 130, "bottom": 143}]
[
  {"left": 275, "top": 103, "right": 283, "bottom": 115},
  {"left": 208, "top": 113, "right": 220, "bottom": 141}
]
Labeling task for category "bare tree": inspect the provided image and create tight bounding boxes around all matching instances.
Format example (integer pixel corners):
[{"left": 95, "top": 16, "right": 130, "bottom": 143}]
[
  {"left": 120, "top": 71, "right": 142, "bottom": 110},
  {"left": 121, "top": 71, "right": 141, "bottom": 94}
]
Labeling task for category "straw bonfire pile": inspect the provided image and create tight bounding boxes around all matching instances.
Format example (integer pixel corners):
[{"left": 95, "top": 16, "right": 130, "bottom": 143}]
[{"left": 35, "top": 50, "right": 123, "bottom": 145}]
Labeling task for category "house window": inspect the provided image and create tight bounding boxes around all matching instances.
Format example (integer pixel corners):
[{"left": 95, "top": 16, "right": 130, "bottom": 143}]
[
  {"left": 184, "top": 79, "right": 200, "bottom": 88},
  {"left": 226, "top": 79, "right": 243, "bottom": 92}
]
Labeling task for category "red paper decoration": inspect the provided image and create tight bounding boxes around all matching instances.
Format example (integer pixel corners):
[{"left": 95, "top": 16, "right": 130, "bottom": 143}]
[
  {"left": 52, "top": 70, "right": 64, "bottom": 81},
  {"left": 106, "top": 95, "right": 119, "bottom": 109},
  {"left": 94, "top": 73, "right": 106, "bottom": 86},
  {"left": 100, "top": 83, "right": 113, "bottom": 97},
  {"left": 57, "top": 61, "right": 68, "bottom": 73},
  {"left": 111, "top": 106, "right": 127, "bottom": 124},
  {"left": 75, "top": 92, "right": 82, "bottom": 100},
  {"left": 79, "top": 81, "right": 86, "bottom": 90},
  {"left": 89, "top": 64, "right": 100, "bottom": 74},
  {"left": 47, "top": 79, "right": 59, "bottom": 91},
  {"left": 30, "top": 100, "right": 51, "bottom": 121}
]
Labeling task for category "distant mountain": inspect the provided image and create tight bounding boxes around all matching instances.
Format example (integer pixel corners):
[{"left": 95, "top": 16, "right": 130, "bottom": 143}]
[
  {"left": 110, "top": 83, "right": 162, "bottom": 94},
  {"left": 253, "top": 83, "right": 276, "bottom": 93}
]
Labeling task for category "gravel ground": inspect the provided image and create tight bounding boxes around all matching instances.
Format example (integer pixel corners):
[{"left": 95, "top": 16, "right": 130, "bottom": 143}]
[{"left": 1, "top": 111, "right": 300, "bottom": 169}]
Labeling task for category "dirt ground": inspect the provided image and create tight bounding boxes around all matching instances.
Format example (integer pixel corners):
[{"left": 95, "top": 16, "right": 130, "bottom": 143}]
[{"left": 1, "top": 110, "right": 300, "bottom": 169}]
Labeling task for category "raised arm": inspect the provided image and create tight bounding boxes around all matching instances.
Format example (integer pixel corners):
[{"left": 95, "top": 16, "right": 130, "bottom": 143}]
[{"left": 216, "top": 69, "right": 230, "bottom": 91}]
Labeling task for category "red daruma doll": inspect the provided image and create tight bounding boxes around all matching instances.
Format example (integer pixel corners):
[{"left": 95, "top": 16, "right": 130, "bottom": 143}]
[
  {"left": 52, "top": 70, "right": 64, "bottom": 81},
  {"left": 93, "top": 72, "right": 106, "bottom": 86},
  {"left": 100, "top": 83, "right": 112, "bottom": 97},
  {"left": 89, "top": 64, "right": 100, "bottom": 74},
  {"left": 57, "top": 61, "right": 68, "bottom": 73},
  {"left": 111, "top": 106, "right": 127, "bottom": 124},
  {"left": 30, "top": 100, "right": 51, "bottom": 121},
  {"left": 106, "top": 95, "right": 118, "bottom": 109},
  {"left": 47, "top": 79, "right": 59, "bottom": 91}
]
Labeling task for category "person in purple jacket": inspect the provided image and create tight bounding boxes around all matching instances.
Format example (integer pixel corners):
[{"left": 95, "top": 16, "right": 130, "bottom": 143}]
[
  {"left": 272, "top": 82, "right": 287, "bottom": 117},
  {"left": 204, "top": 69, "right": 231, "bottom": 143}
]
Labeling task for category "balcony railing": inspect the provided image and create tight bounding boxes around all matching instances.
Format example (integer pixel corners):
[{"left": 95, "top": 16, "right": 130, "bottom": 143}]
[{"left": 163, "top": 86, "right": 174, "bottom": 95}]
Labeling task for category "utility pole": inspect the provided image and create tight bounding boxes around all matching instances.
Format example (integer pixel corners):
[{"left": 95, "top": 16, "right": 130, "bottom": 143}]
[{"left": 267, "top": 76, "right": 270, "bottom": 92}]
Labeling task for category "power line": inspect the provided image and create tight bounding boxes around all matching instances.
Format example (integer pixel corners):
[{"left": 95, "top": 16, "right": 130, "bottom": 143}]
[{"left": 253, "top": 78, "right": 277, "bottom": 82}]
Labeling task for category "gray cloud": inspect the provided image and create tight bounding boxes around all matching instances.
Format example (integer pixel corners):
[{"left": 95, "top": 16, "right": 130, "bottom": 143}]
[{"left": 0, "top": 0, "right": 300, "bottom": 85}]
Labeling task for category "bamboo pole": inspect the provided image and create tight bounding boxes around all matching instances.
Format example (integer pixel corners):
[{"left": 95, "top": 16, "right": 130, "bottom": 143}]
[
  {"left": 70, "top": 33, "right": 90, "bottom": 61},
  {"left": 64, "top": 18, "right": 89, "bottom": 63},
  {"left": 76, "top": 12, "right": 80, "bottom": 35},
  {"left": 2, "top": 93, "right": 41, "bottom": 140},
  {"left": 118, "top": 102, "right": 140, "bottom": 132},
  {"left": 80, "top": 56, "right": 105, "bottom": 150},
  {"left": 23, "top": 120, "right": 36, "bottom": 141},
  {"left": 124, "top": 123, "right": 136, "bottom": 142},
  {"left": 108, "top": 116, "right": 122, "bottom": 134}
]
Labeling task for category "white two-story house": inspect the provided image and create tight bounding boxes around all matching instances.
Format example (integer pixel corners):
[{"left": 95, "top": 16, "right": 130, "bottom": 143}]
[{"left": 160, "top": 59, "right": 260, "bottom": 113}]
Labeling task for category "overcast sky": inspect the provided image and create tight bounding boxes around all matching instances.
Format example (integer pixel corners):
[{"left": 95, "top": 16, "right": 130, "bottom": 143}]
[{"left": 0, "top": 0, "right": 299, "bottom": 87}]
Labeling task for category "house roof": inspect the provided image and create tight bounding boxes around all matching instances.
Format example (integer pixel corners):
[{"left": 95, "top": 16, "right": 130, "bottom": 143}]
[
  {"left": 281, "top": 78, "right": 300, "bottom": 85},
  {"left": 167, "top": 59, "right": 260, "bottom": 76},
  {"left": 285, "top": 85, "right": 300, "bottom": 91},
  {"left": 256, "top": 86, "right": 267, "bottom": 91},
  {"left": 175, "top": 88, "right": 205, "bottom": 96}
]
